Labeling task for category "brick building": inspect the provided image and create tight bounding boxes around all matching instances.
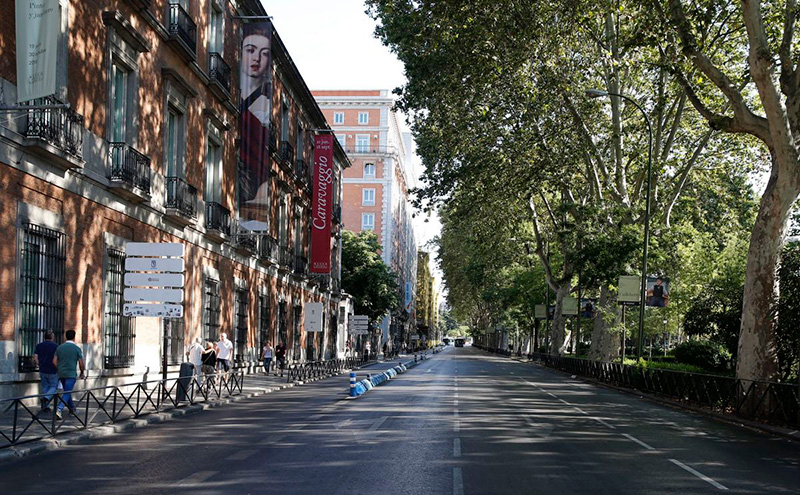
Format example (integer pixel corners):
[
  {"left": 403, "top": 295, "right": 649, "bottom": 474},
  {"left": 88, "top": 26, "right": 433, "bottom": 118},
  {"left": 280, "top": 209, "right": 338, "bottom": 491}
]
[
  {"left": 0, "top": 0, "right": 347, "bottom": 398},
  {"left": 312, "top": 90, "right": 417, "bottom": 349}
]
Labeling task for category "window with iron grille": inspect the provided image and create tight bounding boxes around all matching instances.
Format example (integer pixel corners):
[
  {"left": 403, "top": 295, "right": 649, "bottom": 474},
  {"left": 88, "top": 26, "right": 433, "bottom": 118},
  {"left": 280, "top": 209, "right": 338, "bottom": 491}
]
[
  {"left": 165, "top": 318, "right": 185, "bottom": 366},
  {"left": 203, "top": 279, "right": 221, "bottom": 342},
  {"left": 293, "top": 304, "right": 302, "bottom": 360},
  {"left": 234, "top": 288, "right": 248, "bottom": 362},
  {"left": 278, "top": 301, "right": 288, "bottom": 347},
  {"left": 259, "top": 295, "right": 270, "bottom": 350},
  {"left": 104, "top": 247, "right": 135, "bottom": 369},
  {"left": 18, "top": 223, "right": 66, "bottom": 372}
]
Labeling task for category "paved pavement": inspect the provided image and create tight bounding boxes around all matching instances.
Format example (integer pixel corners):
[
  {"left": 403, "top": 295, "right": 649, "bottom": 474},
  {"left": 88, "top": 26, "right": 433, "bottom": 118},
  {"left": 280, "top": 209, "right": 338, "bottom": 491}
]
[{"left": 1, "top": 346, "right": 798, "bottom": 494}]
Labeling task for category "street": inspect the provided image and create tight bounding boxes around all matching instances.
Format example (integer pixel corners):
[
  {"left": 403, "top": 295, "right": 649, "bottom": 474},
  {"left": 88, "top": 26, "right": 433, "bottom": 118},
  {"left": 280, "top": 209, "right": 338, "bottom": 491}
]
[{"left": 2, "top": 347, "right": 799, "bottom": 495}]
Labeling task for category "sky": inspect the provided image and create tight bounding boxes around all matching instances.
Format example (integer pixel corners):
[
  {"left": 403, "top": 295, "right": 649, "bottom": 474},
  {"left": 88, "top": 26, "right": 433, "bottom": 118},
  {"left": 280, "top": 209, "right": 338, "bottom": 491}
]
[{"left": 263, "top": 0, "right": 444, "bottom": 269}]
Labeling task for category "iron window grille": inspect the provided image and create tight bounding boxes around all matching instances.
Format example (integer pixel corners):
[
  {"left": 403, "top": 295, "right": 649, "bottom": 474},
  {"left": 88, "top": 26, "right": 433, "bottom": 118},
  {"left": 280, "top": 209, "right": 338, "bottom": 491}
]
[
  {"left": 104, "top": 247, "right": 135, "bottom": 369},
  {"left": 165, "top": 318, "right": 185, "bottom": 366},
  {"left": 234, "top": 289, "right": 248, "bottom": 363},
  {"left": 18, "top": 223, "right": 66, "bottom": 372},
  {"left": 293, "top": 304, "right": 302, "bottom": 360},
  {"left": 278, "top": 301, "right": 288, "bottom": 347},
  {"left": 259, "top": 295, "right": 271, "bottom": 351},
  {"left": 203, "top": 279, "right": 221, "bottom": 342}
]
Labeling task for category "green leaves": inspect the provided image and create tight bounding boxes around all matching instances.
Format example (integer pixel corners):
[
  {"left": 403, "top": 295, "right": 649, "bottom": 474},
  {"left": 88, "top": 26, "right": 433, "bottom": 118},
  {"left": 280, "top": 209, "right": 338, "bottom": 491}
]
[{"left": 341, "top": 230, "right": 399, "bottom": 322}]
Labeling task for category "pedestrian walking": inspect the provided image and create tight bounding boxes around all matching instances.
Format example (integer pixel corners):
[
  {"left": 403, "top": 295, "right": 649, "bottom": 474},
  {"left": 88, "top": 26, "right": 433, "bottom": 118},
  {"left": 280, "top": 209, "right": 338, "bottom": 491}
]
[
  {"left": 33, "top": 331, "right": 58, "bottom": 412},
  {"left": 216, "top": 333, "right": 234, "bottom": 372},
  {"left": 261, "top": 341, "right": 274, "bottom": 375},
  {"left": 365, "top": 341, "right": 372, "bottom": 360},
  {"left": 53, "top": 330, "right": 85, "bottom": 420},
  {"left": 186, "top": 338, "right": 204, "bottom": 385},
  {"left": 201, "top": 341, "right": 217, "bottom": 385},
  {"left": 275, "top": 341, "right": 287, "bottom": 377}
]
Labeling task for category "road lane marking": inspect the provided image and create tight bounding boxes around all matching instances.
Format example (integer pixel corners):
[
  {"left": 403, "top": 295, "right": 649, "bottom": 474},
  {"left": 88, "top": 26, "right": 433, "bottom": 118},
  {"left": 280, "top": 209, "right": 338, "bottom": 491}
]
[
  {"left": 426, "top": 369, "right": 432, "bottom": 373},
  {"left": 547, "top": 392, "right": 557, "bottom": 398},
  {"left": 226, "top": 449, "right": 257, "bottom": 461},
  {"left": 622, "top": 433, "right": 656, "bottom": 450},
  {"left": 669, "top": 459, "right": 729, "bottom": 490},
  {"left": 454, "top": 420, "right": 460, "bottom": 433},
  {"left": 453, "top": 467, "right": 464, "bottom": 495},
  {"left": 308, "top": 414, "right": 323, "bottom": 420},
  {"left": 454, "top": 399, "right": 459, "bottom": 406},
  {"left": 259, "top": 434, "right": 285, "bottom": 445},
  {"left": 335, "top": 419, "right": 352, "bottom": 430},
  {"left": 593, "top": 417, "right": 616, "bottom": 429},
  {"left": 454, "top": 392, "right": 458, "bottom": 398},
  {"left": 368, "top": 416, "right": 389, "bottom": 432},
  {"left": 177, "top": 471, "right": 218, "bottom": 486},
  {"left": 454, "top": 408, "right": 459, "bottom": 417},
  {"left": 574, "top": 407, "right": 588, "bottom": 415},
  {"left": 559, "top": 398, "right": 571, "bottom": 405},
  {"left": 454, "top": 438, "right": 461, "bottom": 457}
]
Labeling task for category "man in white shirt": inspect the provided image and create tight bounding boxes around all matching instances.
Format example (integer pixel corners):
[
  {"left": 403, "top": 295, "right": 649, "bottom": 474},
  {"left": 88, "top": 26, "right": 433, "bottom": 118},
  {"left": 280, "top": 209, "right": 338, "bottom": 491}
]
[
  {"left": 216, "top": 333, "right": 234, "bottom": 372},
  {"left": 186, "top": 338, "right": 204, "bottom": 385}
]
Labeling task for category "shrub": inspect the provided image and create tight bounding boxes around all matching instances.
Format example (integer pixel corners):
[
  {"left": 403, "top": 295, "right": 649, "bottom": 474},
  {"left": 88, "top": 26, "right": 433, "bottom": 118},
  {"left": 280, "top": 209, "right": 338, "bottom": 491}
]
[{"left": 672, "top": 340, "right": 732, "bottom": 371}]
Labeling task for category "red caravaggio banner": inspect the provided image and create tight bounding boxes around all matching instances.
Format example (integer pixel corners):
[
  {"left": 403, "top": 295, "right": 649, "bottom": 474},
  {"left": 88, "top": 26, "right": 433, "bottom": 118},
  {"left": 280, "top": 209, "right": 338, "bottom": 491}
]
[{"left": 310, "top": 134, "right": 334, "bottom": 273}]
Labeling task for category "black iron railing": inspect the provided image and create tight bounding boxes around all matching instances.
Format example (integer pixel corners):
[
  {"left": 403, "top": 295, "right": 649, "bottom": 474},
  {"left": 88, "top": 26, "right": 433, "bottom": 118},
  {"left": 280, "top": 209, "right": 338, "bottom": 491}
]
[
  {"left": 208, "top": 52, "right": 231, "bottom": 92},
  {"left": 0, "top": 371, "right": 244, "bottom": 447},
  {"left": 295, "top": 158, "right": 308, "bottom": 182},
  {"left": 269, "top": 121, "right": 279, "bottom": 152},
  {"left": 279, "top": 245, "right": 292, "bottom": 268},
  {"left": 293, "top": 255, "right": 308, "bottom": 276},
  {"left": 259, "top": 234, "right": 279, "bottom": 261},
  {"left": 168, "top": 3, "right": 197, "bottom": 54},
  {"left": 344, "top": 145, "right": 399, "bottom": 155},
  {"left": 234, "top": 231, "right": 257, "bottom": 252},
  {"left": 205, "top": 202, "right": 231, "bottom": 235},
  {"left": 285, "top": 356, "right": 373, "bottom": 383},
  {"left": 24, "top": 96, "right": 84, "bottom": 159},
  {"left": 280, "top": 141, "right": 294, "bottom": 165},
  {"left": 108, "top": 143, "right": 151, "bottom": 193},
  {"left": 165, "top": 177, "right": 198, "bottom": 218}
]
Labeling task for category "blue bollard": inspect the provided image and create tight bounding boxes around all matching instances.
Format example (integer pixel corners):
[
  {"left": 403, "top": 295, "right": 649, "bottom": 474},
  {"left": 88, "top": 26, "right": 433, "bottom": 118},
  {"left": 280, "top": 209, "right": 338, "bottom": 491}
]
[{"left": 350, "top": 372, "right": 357, "bottom": 397}]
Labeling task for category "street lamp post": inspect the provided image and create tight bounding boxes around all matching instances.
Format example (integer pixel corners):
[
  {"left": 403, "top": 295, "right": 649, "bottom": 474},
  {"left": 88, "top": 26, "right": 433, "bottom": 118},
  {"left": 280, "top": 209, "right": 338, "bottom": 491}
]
[{"left": 586, "top": 89, "right": 653, "bottom": 362}]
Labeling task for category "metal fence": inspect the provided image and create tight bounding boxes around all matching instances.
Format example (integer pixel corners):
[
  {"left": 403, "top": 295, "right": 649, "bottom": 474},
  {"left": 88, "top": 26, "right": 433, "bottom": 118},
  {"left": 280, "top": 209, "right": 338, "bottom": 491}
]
[
  {"left": 285, "top": 356, "right": 372, "bottom": 383},
  {"left": 0, "top": 371, "right": 244, "bottom": 448}
]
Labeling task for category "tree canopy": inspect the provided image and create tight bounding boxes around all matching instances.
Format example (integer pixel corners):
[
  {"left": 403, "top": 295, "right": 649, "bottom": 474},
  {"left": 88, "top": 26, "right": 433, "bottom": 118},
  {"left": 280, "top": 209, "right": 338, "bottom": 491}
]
[{"left": 341, "top": 230, "right": 399, "bottom": 322}]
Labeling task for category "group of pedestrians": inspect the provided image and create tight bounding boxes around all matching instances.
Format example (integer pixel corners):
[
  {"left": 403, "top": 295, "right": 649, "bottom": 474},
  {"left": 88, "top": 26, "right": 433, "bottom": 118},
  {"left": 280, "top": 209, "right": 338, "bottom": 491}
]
[
  {"left": 186, "top": 333, "right": 235, "bottom": 384},
  {"left": 34, "top": 330, "right": 85, "bottom": 419},
  {"left": 260, "top": 341, "right": 287, "bottom": 377}
]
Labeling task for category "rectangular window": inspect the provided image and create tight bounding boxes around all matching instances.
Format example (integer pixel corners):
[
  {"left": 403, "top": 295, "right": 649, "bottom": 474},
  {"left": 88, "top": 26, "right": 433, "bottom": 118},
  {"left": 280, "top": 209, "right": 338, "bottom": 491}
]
[
  {"left": 203, "top": 279, "right": 221, "bottom": 342},
  {"left": 363, "top": 163, "right": 375, "bottom": 178},
  {"left": 333, "top": 112, "right": 344, "bottom": 125},
  {"left": 336, "top": 134, "right": 346, "bottom": 149},
  {"left": 278, "top": 301, "right": 288, "bottom": 347},
  {"left": 362, "top": 188, "right": 375, "bottom": 206},
  {"left": 234, "top": 288, "right": 248, "bottom": 363},
  {"left": 209, "top": 7, "right": 223, "bottom": 53},
  {"left": 358, "top": 111, "right": 369, "bottom": 125},
  {"left": 355, "top": 134, "right": 370, "bottom": 153},
  {"left": 259, "top": 295, "right": 271, "bottom": 350},
  {"left": 104, "top": 247, "right": 135, "bottom": 369},
  {"left": 166, "top": 108, "right": 184, "bottom": 178},
  {"left": 361, "top": 213, "right": 375, "bottom": 231},
  {"left": 165, "top": 318, "right": 185, "bottom": 366},
  {"left": 18, "top": 223, "right": 66, "bottom": 372},
  {"left": 110, "top": 62, "right": 128, "bottom": 143},
  {"left": 205, "top": 140, "right": 222, "bottom": 203},
  {"left": 293, "top": 304, "right": 302, "bottom": 360}
]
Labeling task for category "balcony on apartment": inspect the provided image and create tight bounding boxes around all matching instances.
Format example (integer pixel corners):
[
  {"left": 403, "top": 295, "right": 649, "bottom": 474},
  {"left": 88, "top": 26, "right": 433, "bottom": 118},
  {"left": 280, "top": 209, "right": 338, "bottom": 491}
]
[
  {"left": 167, "top": 3, "right": 197, "bottom": 61},
  {"left": 21, "top": 96, "right": 84, "bottom": 169},
  {"left": 269, "top": 120, "right": 279, "bottom": 152},
  {"left": 233, "top": 228, "right": 258, "bottom": 256},
  {"left": 208, "top": 52, "right": 231, "bottom": 97},
  {"left": 344, "top": 144, "right": 399, "bottom": 155},
  {"left": 293, "top": 254, "right": 308, "bottom": 277},
  {"left": 165, "top": 176, "right": 197, "bottom": 225},
  {"left": 295, "top": 158, "right": 309, "bottom": 186},
  {"left": 107, "top": 142, "right": 151, "bottom": 202},
  {"left": 278, "top": 244, "right": 293, "bottom": 270},
  {"left": 205, "top": 201, "right": 231, "bottom": 242},
  {"left": 279, "top": 141, "right": 294, "bottom": 169},
  {"left": 258, "top": 234, "right": 279, "bottom": 265},
  {"left": 332, "top": 204, "right": 342, "bottom": 224}
]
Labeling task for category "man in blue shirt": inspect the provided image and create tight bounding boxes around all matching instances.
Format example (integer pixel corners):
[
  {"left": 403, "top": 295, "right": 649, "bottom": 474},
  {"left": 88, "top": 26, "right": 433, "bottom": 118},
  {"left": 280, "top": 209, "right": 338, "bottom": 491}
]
[
  {"left": 53, "top": 330, "right": 85, "bottom": 419},
  {"left": 33, "top": 331, "right": 59, "bottom": 412}
]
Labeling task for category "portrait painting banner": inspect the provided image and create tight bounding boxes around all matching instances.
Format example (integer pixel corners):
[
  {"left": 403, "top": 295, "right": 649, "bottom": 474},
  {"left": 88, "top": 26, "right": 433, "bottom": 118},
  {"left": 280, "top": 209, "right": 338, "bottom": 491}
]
[{"left": 16, "top": 0, "right": 60, "bottom": 102}]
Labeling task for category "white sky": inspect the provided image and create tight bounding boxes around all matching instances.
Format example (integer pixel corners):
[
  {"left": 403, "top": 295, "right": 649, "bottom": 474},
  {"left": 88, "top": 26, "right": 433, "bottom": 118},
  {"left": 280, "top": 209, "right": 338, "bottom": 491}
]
[{"left": 263, "top": 0, "right": 443, "bottom": 270}]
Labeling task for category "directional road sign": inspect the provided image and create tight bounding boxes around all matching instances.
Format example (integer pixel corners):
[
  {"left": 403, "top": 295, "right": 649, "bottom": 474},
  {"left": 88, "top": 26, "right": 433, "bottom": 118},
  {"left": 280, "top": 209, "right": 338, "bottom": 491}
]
[
  {"left": 124, "top": 273, "right": 185, "bottom": 288},
  {"left": 124, "top": 288, "right": 184, "bottom": 303},
  {"left": 125, "top": 258, "right": 185, "bottom": 273},
  {"left": 123, "top": 303, "right": 184, "bottom": 318},
  {"left": 126, "top": 242, "right": 185, "bottom": 257}
]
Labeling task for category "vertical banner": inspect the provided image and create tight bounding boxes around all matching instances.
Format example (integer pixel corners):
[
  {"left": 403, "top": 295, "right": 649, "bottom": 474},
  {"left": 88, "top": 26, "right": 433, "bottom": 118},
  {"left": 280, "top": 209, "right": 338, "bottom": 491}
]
[
  {"left": 238, "top": 21, "right": 273, "bottom": 231},
  {"left": 15, "top": 0, "right": 60, "bottom": 102},
  {"left": 311, "top": 134, "right": 334, "bottom": 273}
]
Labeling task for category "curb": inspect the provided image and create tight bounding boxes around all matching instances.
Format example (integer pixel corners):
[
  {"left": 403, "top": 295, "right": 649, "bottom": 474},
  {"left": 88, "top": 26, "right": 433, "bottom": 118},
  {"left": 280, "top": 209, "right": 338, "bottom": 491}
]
[{"left": 0, "top": 369, "right": 355, "bottom": 465}]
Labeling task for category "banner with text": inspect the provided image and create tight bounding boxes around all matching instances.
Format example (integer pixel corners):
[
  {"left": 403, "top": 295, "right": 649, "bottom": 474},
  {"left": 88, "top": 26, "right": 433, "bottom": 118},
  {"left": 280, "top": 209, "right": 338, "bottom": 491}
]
[
  {"left": 16, "top": 0, "right": 59, "bottom": 102},
  {"left": 310, "top": 134, "right": 334, "bottom": 273},
  {"left": 237, "top": 21, "right": 273, "bottom": 231}
]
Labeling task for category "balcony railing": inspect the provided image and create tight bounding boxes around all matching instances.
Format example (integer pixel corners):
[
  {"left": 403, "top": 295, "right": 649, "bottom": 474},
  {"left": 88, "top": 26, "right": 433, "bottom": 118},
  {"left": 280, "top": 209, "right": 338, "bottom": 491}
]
[
  {"left": 234, "top": 230, "right": 257, "bottom": 253},
  {"left": 344, "top": 145, "right": 399, "bottom": 155},
  {"left": 24, "top": 96, "right": 84, "bottom": 160},
  {"left": 108, "top": 142, "right": 151, "bottom": 193},
  {"left": 208, "top": 52, "right": 231, "bottom": 92},
  {"left": 279, "top": 245, "right": 292, "bottom": 268},
  {"left": 269, "top": 121, "right": 279, "bottom": 152},
  {"left": 205, "top": 202, "right": 231, "bottom": 236},
  {"left": 293, "top": 255, "right": 308, "bottom": 276},
  {"left": 168, "top": 3, "right": 197, "bottom": 55},
  {"left": 259, "top": 234, "right": 279, "bottom": 262},
  {"left": 280, "top": 141, "right": 295, "bottom": 165},
  {"left": 165, "top": 177, "right": 197, "bottom": 218},
  {"left": 295, "top": 158, "right": 308, "bottom": 183},
  {"left": 332, "top": 205, "right": 342, "bottom": 224}
]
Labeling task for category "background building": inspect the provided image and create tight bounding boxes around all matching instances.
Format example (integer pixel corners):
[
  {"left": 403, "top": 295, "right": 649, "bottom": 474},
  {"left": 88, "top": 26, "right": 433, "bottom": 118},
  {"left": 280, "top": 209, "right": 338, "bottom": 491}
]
[
  {"left": 0, "top": 0, "right": 347, "bottom": 398},
  {"left": 415, "top": 251, "right": 440, "bottom": 346},
  {"left": 312, "top": 90, "right": 417, "bottom": 350}
]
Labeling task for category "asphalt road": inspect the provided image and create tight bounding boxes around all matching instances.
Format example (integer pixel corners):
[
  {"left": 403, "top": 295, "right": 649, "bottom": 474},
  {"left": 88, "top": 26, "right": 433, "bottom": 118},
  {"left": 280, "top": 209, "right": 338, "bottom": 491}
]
[{"left": 2, "top": 346, "right": 799, "bottom": 495}]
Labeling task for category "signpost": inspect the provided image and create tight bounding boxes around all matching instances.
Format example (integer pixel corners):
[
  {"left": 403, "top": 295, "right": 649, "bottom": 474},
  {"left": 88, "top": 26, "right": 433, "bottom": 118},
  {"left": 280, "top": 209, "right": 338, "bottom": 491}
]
[
  {"left": 349, "top": 315, "right": 369, "bottom": 336},
  {"left": 122, "top": 242, "right": 185, "bottom": 381},
  {"left": 304, "top": 302, "right": 323, "bottom": 332}
]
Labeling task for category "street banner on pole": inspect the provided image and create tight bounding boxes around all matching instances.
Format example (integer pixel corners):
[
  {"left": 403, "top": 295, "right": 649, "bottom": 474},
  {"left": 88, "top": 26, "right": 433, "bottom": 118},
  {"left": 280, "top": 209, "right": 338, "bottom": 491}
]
[
  {"left": 310, "top": 134, "right": 334, "bottom": 273},
  {"left": 15, "top": 0, "right": 59, "bottom": 102},
  {"left": 618, "top": 275, "right": 641, "bottom": 304},
  {"left": 304, "top": 302, "right": 323, "bottom": 332}
]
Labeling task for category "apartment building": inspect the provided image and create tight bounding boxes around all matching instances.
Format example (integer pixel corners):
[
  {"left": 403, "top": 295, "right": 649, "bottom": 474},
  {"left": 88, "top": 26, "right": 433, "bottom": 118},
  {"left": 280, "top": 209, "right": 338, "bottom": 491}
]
[
  {"left": 0, "top": 0, "right": 347, "bottom": 398},
  {"left": 312, "top": 90, "right": 417, "bottom": 349}
]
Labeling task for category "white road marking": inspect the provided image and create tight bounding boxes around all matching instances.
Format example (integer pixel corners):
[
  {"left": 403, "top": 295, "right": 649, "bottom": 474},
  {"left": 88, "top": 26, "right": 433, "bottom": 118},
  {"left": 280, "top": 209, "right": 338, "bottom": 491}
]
[
  {"left": 226, "top": 449, "right": 257, "bottom": 461},
  {"left": 454, "top": 399, "right": 459, "bottom": 406},
  {"left": 426, "top": 369, "right": 432, "bottom": 373},
  {"left": 622, "top": 433, "right": 656, "bottom": 450},
  {"left": 574, "top": 407, "right": 588, "bottom": 415},
  {"left": 453, "top": 438, "right": 461, "bottom": 457},
  {"left": 259, "top": 434, "right": 285, "bottom": 446},
  {"left": 177, "top": 471, "right": 218, "bottom": 486},
  {"left": 308, "top": 414, "right": 323, "bottom": 420},
  {"left": 334, "top": 419, "right": 352, "bottom": 430},
  {"left": 669, "top": 459, "right": 729, "bottom": 490},
  {"left": 454, "top": 408, "right": 459, "bottom": 417},
  {"left": 453, "top": 467, "right": 464, "bottom": 495},
  {"left": 368, "top": 416, "right": 389, "bottom": 432},
  {"left": 454, "top": 392, "right": 458, "bottom": 398},
  {"left": 593, "top": 417, "right": 616, "bottom": 429},
  {"left": 559, "top": 398, "right": 571, "bottom": 405},
  {"left": 547, "top": 392, "right": 557, "bottom": 398},
  {"left": 454, "top": 420, "right": 460, "bottom": 433}
]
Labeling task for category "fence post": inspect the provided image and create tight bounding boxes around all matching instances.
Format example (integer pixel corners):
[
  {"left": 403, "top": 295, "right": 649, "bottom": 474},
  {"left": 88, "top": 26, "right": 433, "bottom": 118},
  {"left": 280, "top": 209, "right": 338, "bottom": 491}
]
[{"left": 350, "top": 372, "right": 357, "bottom": 398}]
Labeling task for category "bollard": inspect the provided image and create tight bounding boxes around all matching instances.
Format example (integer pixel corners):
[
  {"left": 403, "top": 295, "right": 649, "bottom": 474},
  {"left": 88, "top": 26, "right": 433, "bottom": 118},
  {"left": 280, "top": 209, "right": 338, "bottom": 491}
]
[
  {"left": 350, "top": 372, "right": 357, "bottom": 397},
  {"left": 415, "top": 354, "right": 418, "bottom": 363}
]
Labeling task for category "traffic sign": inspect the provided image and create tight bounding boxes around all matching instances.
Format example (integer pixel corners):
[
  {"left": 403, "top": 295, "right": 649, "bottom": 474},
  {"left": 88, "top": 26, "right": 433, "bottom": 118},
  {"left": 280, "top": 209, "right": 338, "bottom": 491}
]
[
  {"left": 352, "top": 315, "right": 369, "bottom": 321},
  {"left": 124, "top": 288, "right": 184, "bottom": 303},
  {"left": 126, "top": 242, "right": 185, "bottom": 257},
  {"left": 350, "top": 329, "right": 369, "bottom": 335},
  {"left": 125, "top": 258, "right": 185, "bottom": 273},
  {"left": 304, "top": 302, "right": 323, "bottom": 332},
  {"left": 123, "top": 303, "right": 184, "bottom": 318},
  {"left": 124, "top": 273, "right": 185, "bottom": 288}
]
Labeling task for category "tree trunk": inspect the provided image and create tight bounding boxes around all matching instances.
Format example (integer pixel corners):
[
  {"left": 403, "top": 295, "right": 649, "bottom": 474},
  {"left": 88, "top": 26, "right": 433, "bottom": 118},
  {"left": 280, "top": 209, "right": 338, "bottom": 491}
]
[
  {"left": 737, "top": 171, "right": 800, "bottom": 382},
  {"left": 549, "top": 285, "right": 570, "bottom": 355},
  {"left": 588, "top": 285, "right": 620, "bottom": 361}
]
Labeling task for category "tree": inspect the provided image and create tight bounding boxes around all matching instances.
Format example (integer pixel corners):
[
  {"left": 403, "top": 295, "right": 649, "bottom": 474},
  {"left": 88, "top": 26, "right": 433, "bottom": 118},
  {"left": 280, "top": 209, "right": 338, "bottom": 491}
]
[{"left": 341, "top": 230, "right": 399, "bottom": 322}]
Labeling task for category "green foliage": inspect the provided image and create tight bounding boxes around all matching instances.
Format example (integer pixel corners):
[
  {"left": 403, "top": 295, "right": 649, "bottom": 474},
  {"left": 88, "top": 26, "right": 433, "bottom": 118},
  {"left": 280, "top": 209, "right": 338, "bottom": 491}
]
[
  {"left": 776, "top": 243, "right": 800, "bottom": 381},
  {"left": 672, "top": 340, "right": 732, "bottom": 372},
  {"left": 341, "top": 230, "right": 399, "bottom": 322}
]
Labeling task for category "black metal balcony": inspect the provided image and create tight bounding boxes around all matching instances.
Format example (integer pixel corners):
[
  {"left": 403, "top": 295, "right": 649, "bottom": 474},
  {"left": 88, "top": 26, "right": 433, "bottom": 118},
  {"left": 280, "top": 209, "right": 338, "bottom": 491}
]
[
  {"left": 24, "top": 96, "right": 84, "bottom": 164},
  {"left": 295, "top": 158, "right": 308, "bottom": 183},
  {"left": 205, "top": 202, "right": 231, "bottom": 237},
  {"left": 168, "top": 3, "right": 197, "bottom": 58},
  {"left": 293, "top": 255, "right": 308, "bottom": 276},
  {"left": 259, "top": 234, "right": 279, "bottom": 262},
  {"left": 269, "top": 121, "right": 279, "bottom": 152},
  {"left": 108, "top": 142, "right": 151, "bottom": 195},
  {"left": 209, "top": 52, "right": 231, "bottom": 93},
  {"left": 234, "top": 230, "right": 258, "bottom": 254},
  {"left": 280, "top": 141, "right": 294, "bottom": 165},
  {"left": 165, "top": 176, "right": 197, "bottom": 219},
  {"left": 279, "top": 244, "right": 293, "bottom": 268}
]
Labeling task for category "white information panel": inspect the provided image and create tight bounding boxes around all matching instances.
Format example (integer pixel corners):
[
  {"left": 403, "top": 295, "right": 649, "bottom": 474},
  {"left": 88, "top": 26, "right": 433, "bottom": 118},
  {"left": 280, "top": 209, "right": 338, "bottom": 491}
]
[
  {"left": 304, "top": 302, "right": 324, "bottom": 332},
  {"left": 125, "top": 258, "right": 185, "bottom": 273},
  {"left": 123, "top": 303, "right": 184, "bottom": 318},
  {"left": 124, "top": 273, "right": 185, "bottom": 288},
  {"left": 124, "top": 288, "right": 184, "bottom": 303},
  {"left": 126, "top": 242, "right": 185, "bottom": 257}
]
